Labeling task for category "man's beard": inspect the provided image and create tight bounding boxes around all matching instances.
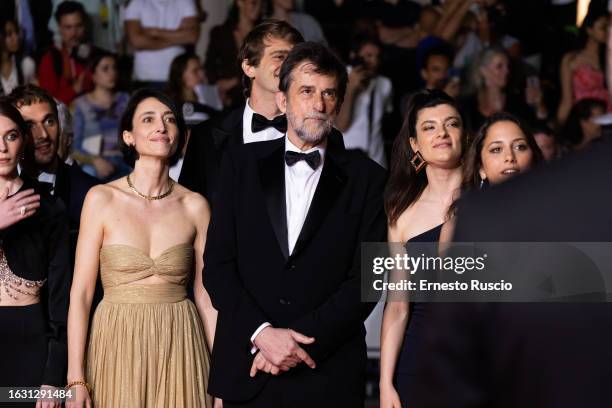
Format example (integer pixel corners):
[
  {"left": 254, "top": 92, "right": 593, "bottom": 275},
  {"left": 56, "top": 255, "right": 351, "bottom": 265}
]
[
  {"left": 286, "top": 108, "right": 333, "bottom": 144},
  {"left": 33, "top": 139, "right": 57, "bottom": 166}
]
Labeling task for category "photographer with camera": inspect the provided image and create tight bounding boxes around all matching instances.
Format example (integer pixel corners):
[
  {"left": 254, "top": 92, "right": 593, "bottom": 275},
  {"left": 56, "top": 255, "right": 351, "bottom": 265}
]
[
  {"left": 336, "top": 36, "right": 392, "bottom": 167},
  {"left": 38, "top": 1, "right": 94, "bottom": 104}
]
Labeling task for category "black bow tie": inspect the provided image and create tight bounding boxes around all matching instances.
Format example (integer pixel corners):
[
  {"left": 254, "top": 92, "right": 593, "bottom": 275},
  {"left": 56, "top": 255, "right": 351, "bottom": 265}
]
[
  {"left": 284, "top": 150, "right": 321, "bottom": 170},
  {"left": 251, "top": 113, "right": 287, "bottom": 133}
]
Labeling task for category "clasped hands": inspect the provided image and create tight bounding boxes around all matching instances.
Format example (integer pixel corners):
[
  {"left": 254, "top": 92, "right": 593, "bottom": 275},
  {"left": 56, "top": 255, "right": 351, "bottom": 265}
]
[{"left": 249, "top": 327, "right": 316, "bottom": 377}]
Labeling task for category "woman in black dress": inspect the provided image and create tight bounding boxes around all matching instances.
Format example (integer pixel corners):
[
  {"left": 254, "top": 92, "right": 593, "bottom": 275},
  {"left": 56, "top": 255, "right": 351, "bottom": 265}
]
[
  {"left": 0, "top": 99, "right": 70, "bottom": 407},
  {"left": 379, "top": 89, "right": 465, "bottom": 407}
]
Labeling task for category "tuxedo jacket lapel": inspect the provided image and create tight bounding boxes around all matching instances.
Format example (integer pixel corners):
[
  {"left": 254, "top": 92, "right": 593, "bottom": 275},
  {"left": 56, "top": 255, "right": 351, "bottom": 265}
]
[
  {"left": 212, "top": 105, "right": 244, "bottom": 149},
  {"left": 54, "top": 160, "right": 70, "bottom": 206},
  {"left": 291, "top": 150, "right": 347, "bottom": 258},
  {"left": 258, "top": 140, "right": 289, "bottom": 259}
]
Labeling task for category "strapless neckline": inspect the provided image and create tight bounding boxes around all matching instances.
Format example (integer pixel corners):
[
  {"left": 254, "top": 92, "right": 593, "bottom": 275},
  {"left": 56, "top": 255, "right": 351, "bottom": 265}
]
[{"left": 100, "top": 242, "right": 193, "bottom": 260}]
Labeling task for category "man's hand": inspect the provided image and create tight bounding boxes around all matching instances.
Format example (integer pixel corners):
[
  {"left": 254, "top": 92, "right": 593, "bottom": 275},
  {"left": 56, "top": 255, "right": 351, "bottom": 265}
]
[
  {"left": 35, "top": 385, "right": 61, "bottom": 408},
  {"left": 249, "top": 351, "right": 282, "bottom": 377},
  {"left": 252, "top": 327, "right": 316, "bottom": 370},
  {"left": 347, "top": 66, "right": 370, "bottom": 94}
]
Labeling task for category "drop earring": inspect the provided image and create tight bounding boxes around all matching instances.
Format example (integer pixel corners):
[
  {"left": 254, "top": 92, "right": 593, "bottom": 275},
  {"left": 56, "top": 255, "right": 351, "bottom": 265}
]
[{"left": 410, "top": 151, "right": 426, "bottom": 173}]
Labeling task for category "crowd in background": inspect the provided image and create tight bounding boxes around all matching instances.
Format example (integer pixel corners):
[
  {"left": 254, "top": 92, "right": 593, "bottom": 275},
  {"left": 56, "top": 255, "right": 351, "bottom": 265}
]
[
  {"left": 1, "top": 0, "right": 612, "bottom": 406},
  {"left": 1, "top": 0, "right": 609, "bottom": 181}
]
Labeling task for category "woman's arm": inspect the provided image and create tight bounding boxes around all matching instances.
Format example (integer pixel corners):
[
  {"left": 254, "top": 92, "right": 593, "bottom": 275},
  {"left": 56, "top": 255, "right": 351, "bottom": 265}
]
[
  {"left": 71, "top": 102, "right": 95, "bottom": 165},
  {"left": 435, "top": 0, "right": 473, "bottom": 43},
  {"left": 379, "top": 226, "right": 409, "bottom": 408},
  {"left": 188, "top": 192, "right": 218, "bottom": 350},
  {"left": 67, "top": 187, "right": 108, "bottom": 385},
  {"left": 557, "top": 53, "right": 575, "bottom": 124}
]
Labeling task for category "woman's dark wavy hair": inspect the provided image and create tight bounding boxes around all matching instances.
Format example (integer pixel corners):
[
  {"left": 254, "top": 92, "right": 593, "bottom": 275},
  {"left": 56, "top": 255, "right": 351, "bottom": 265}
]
[
  {"left": 578, "top": 7, "right": 609, "bottom": 48},
  {"left": 91, "top": 50, "right": 117, "bottom": 79},
  {"left": 118, "top": 89, "right": 187, "bottom": 167},
  {"left": 559, "top": 98, "right": 606, "bottom": 147},
  {"left": 0, "top": 19, "right": 26, "bottom": 86},
  {"left": 225, "top": 0, "right": 262, "bottom": 30},
  {"left": 577, "top": 8, "right": 609, "bottom": 86},
  {"left": 166, "top": 51, "right": 199, "bottom": 106},
  {"left": 0, "top": 97, "right": 31, "bottom": 165},
  {"left": 463, "top": 112, "right": 544, "bottom": 190},
  {"left": 385, "top": 89, "right": 465, "bottom": 226}
]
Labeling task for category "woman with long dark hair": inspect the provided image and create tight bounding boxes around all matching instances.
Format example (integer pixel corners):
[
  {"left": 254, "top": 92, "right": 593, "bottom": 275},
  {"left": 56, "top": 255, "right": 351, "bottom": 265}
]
[
  {"left": 439, "top": 112, "right": 544, "bottom": 244},
  {"left": 462, "top": 112, "right": 544, "bottom": 189},
  {"left": 72, "top": 51, "right": 130, "bottom": 181},
  {"left": 204, "top": 0, "right": 261, "bottom": 109},
  {"left": 0, "top": 99, "right": 70, "bottom": 407},
  {"left": 557, "top": 8, "right": 609, "bottom": 123},
  {"left": 0, "top": 19, "right": 36, "bottom": 95},
  {"left": 166, "top": 52, "right": 223, "bottom": 122},
  {"left": 379, "top": 89, "right": 465, "bottom": 407}
]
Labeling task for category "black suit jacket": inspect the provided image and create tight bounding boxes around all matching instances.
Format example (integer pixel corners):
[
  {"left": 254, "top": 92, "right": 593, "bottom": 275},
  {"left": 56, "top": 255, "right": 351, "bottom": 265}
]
[
  {"left": 179, "top": 105, "right": 346, "bottom": 203},
  {"left": 412, "top": 138, "right": 612, "bottom": 407},
  {"left": 203, "top": 136, "right": 386, "bottom": 405},
  {"left": 54, "top": 160, "right": 98, "bottom": 231}
]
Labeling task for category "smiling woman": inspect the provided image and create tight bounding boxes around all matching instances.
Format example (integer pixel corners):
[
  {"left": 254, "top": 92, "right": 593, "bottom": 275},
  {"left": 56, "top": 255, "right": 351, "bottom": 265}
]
[
  {"left": 118, "top": 89, "right": 187, "bottom": 168},
  {"left": 66, "top": 88, "right": 216, "bottom": 407},
  {"left": 0, "top": 99, "right": 71, "bottom": 407},
  {"left": 381, "top": 89, "right": 465, "bottom": 408}
]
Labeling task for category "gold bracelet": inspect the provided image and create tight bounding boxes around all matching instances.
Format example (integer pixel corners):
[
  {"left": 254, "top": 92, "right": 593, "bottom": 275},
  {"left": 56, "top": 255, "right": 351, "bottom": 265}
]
[{"left": 65, "top": 380, "right": 91, "bottom": 394}]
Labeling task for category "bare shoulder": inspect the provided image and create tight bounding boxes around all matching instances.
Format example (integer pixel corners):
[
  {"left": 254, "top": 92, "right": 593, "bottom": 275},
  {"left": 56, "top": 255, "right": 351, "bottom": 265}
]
[
  {"left": 392, "top": 205, "right": 417, "bottom": 242},
  {"left": 84, "top": 180, "right": 125, "bottom": 210},
  {"left": 84, "top": 183, "right": 113, "bottom": 207},
  {"left": 174, "top": 184, "right": 210, "bottom": 219},
  {"left": 562, "top": 51, "right": 579, "bottom": 70}
]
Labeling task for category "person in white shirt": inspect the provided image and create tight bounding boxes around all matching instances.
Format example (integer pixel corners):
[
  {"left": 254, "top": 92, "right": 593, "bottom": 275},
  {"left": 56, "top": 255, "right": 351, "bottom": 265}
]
[
  {"left": 336, "top": 36, "right": 392, "bottom": 168},
  {"left": 124, "top": 0, "right": 199, "bottom": 89}
]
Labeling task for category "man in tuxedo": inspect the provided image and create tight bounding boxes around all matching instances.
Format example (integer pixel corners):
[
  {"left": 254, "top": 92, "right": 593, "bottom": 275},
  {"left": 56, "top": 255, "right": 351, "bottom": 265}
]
[
  {"left": 9, "top": 85, "right": 97, "bottom": 231},
  {"left": 204, "top": 42, "right": 387, "bottom": 406},
  {"left": 411, "top": 138, "right": 612, "bottom": 407},
  {"left": 179, "top": 20, "right": 304, "bottom": 201}
]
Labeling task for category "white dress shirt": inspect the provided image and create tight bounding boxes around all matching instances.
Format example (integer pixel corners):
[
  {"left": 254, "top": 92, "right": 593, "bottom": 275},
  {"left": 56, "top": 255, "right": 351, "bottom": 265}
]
[
  {"left": 250, "top": 135, "right": 326, "bottom": 352},
  {"left": 242, "top": 99, "right": 286, "bottom": 144},
  {"left": 38, "top": 172, "right": 57, "bottom": 195},
  {"left": 342, "top": 74, "right": 392, "bottom": 168},
  {"left": 284, "top": 137, "right": 326, "bottom": 254}
]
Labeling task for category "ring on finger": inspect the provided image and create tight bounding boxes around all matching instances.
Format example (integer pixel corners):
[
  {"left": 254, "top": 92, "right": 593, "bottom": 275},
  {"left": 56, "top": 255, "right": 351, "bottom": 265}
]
[{"left": 19, "top": 205, "right": 27, "bottom": 216}]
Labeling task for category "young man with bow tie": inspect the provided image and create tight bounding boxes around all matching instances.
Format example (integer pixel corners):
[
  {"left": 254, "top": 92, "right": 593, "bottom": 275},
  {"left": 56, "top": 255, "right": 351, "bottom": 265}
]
[
  {"left": 179, "top": 20, "right": 305, "bottom": 202},
  {"left": 204, "top": 41, "right": 387, "bottom": 407}
]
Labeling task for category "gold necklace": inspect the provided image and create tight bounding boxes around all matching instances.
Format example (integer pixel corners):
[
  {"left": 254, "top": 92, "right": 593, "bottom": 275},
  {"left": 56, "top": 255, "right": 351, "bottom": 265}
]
[{"left": 126, "top": 174, "right": 174, "bottom": 201}]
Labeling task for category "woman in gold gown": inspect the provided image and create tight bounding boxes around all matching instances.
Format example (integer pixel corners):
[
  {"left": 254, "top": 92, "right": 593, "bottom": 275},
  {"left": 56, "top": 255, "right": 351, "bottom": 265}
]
[{"left": 66, "top": 89, "right": 217, "bottom": 408}]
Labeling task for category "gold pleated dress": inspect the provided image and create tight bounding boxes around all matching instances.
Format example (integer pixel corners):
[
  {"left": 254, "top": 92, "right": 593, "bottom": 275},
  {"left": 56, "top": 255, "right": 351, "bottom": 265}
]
[{"left": 87, "top": 243, "right": 211, "bottom": 408}]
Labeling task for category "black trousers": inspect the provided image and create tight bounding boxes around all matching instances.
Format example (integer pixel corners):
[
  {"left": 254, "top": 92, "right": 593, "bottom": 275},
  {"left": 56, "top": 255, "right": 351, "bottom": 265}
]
[{"left": 0, "top": 303, "right": 47, "bottom": 408}]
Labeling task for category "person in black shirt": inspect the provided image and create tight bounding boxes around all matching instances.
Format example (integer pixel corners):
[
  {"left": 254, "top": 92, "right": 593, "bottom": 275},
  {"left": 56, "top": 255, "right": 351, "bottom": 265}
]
[{"left": 0, "top": 99, "right": 71, "bottom": 406}]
